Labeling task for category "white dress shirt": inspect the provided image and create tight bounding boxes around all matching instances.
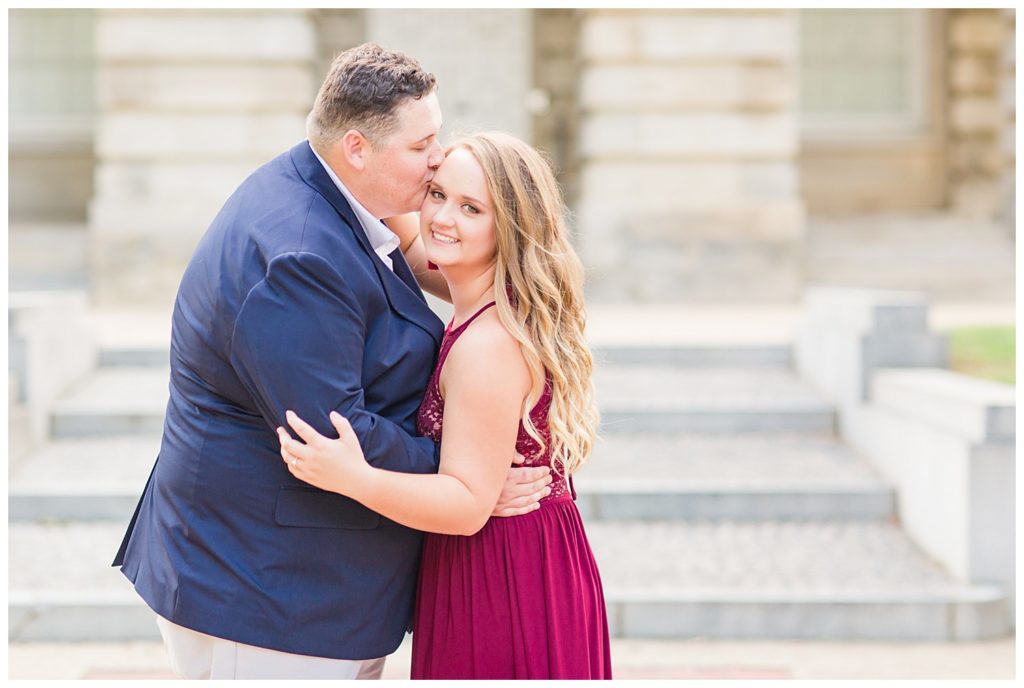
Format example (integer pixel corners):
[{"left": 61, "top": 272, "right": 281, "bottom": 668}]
[{"left": 310, "top": 143, "right": 401, "bottom": 271}]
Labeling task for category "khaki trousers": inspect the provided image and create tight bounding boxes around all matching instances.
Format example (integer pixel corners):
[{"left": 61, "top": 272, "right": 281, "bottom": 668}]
[{"left": 156, "top": 615, "right": 386, "bottom": 680}]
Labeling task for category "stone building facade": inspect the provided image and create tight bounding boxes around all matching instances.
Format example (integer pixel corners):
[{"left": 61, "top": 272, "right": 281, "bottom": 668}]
[{"left": 8, "top": 8, "right": 1016, "bottom": 307}]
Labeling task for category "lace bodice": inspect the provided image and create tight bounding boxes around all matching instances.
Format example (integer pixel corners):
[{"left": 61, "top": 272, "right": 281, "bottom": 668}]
[{"left": 416, "top": 302, "right": 572, "bottom": 502}]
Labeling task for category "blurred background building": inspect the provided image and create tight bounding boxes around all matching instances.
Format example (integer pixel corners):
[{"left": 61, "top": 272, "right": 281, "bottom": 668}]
[{"left": 9, "top": 8, "right": 1016, "bottom": 306}]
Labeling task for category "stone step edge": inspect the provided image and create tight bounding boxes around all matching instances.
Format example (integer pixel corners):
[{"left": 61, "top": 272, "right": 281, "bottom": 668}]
[
  {"left": 602, "top": 585, "right": 1006, "bottom": 603},
  {"left": 599, "top": 410, "right": 836, "bottom": 434},
  {"left": 49, "top": 402, "right": 834, "bottom": 413},
  {"left": 9, "top": 592, "right": 163, "bottom": 643},
  {"left": 593, "top": 345, "right": 793, "bottom": 366},
  {"left": 579, "top": 482, "right": 891, "bottom": 493},
  {"left": 8, "top": 486, "right": 896, "bottom": 522},
  {"left": 603, "top": 585, "right": 1010, "bottom": 641},
  {"left": 576, "top": 490, "right": 895, "bottom": 521},
  {"left": 9, "top": 586, "right": 1009, "bottom": 642},
  {"left": 8, "top": 482, "right": 893, "bottom": 496},
  {"left": 599, "top": 403, "right": 833, "bottom": 412},
  {"left": 48, "top": 410, "right": 839, "bottom": 439},
  {"left": 11, "top": 584, "right": 1003, "bottom": 605},
  {"left": 99, "top": 345, "right": 794, "bottom": 368}
]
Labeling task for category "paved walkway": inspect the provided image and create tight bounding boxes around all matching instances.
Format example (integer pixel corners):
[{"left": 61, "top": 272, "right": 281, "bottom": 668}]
[{"left": 8, "top": 636, "right": 1014, "bottom": 680}]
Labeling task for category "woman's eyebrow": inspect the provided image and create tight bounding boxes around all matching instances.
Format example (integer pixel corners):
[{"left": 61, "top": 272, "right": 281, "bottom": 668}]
[{"left": 459, "top": 194, "right": 487, "bottom": 208}]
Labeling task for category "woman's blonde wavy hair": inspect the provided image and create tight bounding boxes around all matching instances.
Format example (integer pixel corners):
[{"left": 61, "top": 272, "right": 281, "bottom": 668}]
[{"left": 446, "top": 132, "right": 599, "bottom": 476}]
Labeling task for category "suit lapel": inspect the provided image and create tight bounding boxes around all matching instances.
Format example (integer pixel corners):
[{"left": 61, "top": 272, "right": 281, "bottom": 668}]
[
  {"left": 289, "top": 141, "right": 443, "bottom": 348},
  {"left": 389, "top": 246, "right": 426, "bottom": 303}
]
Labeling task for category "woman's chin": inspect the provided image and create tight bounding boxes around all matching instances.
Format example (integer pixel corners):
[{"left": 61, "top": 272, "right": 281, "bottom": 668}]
[
  {"left": 429, "top": 260, "right": 453, "bottom": 271},
  {"left": 423, "top": 251, "right": 449, "bottom": 271},
  {"left": 423, "top": 244, "right": 457, "bottom": 269}
]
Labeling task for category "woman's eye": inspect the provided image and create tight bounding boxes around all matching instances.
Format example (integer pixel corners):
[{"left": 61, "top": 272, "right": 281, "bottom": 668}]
[
  {"left": 430, "top": 190, "right": 444, "bottom": 200},
  {"left": 462, "top": 204, "right": 478, "bottom": 214}
]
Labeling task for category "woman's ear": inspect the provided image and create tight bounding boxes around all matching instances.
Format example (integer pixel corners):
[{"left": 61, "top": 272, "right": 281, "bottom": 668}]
[{"left": 339, "top": 129, "right": 368, "bottom": 171}]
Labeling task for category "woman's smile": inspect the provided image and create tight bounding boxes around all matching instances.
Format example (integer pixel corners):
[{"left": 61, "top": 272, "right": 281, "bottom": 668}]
[{"left": 430, "top": 229, "right": 460, "bottom": 245}]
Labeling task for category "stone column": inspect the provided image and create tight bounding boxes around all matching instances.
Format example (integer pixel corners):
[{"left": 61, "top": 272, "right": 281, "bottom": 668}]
[
  {"left": 576, "top": 9, "right": 804, "bottom": 303},
  {"left": 998, "top": 9, "right": 1015, "bottom": 232},
  {"left": 364, "top": 9, "right": 532, "bottom": 140},
  {"left": 89, "top": 9, "right": 317, "bottom": 307},
  {"left": 312, "top": 8, "right": 365, "bottom": 81},
  {"left": 532, "top": 9, "right": 582, "bottom": 205},
  {"left": 947, "top": 9, "right": 1011, "bottom": 220}
]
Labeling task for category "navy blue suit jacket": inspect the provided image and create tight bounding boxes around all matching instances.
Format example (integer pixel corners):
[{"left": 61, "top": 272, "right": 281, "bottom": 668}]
[{"left": 113, "top": 141, "right": 444, "bottom": 660}]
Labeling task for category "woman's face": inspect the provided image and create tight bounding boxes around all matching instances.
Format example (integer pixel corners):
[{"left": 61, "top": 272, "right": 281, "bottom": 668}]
[{"left": 419, "top": 147, "right": 497, "bottom": 273}]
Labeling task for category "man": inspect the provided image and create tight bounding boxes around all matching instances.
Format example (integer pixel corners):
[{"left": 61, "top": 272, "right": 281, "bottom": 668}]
[{"left": 113, "top": 43, "right": 550, "bottom": 680}]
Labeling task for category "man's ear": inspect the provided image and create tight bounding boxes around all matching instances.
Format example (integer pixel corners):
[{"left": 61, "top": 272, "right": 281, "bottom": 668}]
[{"left": 339, "top": 129, "right": 368, "bottom": 171}]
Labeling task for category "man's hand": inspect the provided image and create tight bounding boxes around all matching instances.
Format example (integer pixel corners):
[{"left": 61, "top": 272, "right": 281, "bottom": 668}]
[{"left": 491, "top": 454, "right": 553, "bottom": 517}]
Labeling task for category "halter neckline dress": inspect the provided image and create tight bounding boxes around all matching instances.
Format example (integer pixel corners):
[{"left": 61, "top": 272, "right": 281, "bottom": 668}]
[{"left": 409, "top": 301, "right": 612, "bottom": 679}]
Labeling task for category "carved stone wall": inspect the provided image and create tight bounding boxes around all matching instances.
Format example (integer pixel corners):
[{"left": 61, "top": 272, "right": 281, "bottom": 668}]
[
  {"left": 88, "top": 9, "right": 317, "bottom": 306},
  {"left": 575, "top": 9, "right": 805, "bottom": 302}
]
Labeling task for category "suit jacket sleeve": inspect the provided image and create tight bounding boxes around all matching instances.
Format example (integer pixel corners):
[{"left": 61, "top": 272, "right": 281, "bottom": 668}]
[{"left": 229, "top": 250, "right": 440, "bottom": 475}]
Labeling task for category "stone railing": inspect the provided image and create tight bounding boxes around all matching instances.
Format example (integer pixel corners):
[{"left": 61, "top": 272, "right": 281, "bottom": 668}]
[
  {"left": 796, "top": 286, "right": 1015, "bottom": 625},
  {"left": 8, "top": 291, "right": 96, "bottom": 464}
]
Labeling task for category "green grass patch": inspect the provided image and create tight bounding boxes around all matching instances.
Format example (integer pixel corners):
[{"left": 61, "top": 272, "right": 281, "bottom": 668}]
[{"left": 944, "top": 326, "right": 1015, "bottom": 385}]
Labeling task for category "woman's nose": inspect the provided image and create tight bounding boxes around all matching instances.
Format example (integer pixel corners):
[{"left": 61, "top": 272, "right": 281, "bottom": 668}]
[{"left": 433, "top": 203, "right": 455, "bottom": 227}]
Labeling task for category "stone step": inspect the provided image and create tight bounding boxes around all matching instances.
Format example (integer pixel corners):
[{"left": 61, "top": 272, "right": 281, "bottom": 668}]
[
  {"left": 49, "top": 368, "right": 168, "bottom": 438},
  {"left": 575, "top": 433, "right": 894, "bottom": 521},
  {"left": 49, "top": 365, "right": 835, "bottom": 439},
  {"left": 594, "top": 366, "right": 835, "bottom": 434},
  {"left": 9, "top": 521, "right": 1009, "bottom": 642},
  {"left": 98, "top": 346, "right": 169, "bottom": 368},
  {"left": 9, "top": 437, "right": 159, "bottom": 522},
  {"left": 98, "top": 343, "right": 794, "bottom": 369},
  {"left": 10, "top": 434, "right": 892, "bottom": 523},
  {"left": 588, "top": 520, "right": 1010, "bottom": 641},
  {"left": 593, "top": 344, "right": 791, "bottom": 368},
  {"left": 10, "top": 522, "right": 158, "bottom": 641}
]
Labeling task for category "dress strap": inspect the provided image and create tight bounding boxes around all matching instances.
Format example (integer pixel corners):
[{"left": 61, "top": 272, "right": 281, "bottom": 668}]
[
  {"left": 447, "top": 301, "right": 497, "bottom": 334},
  {"left": 434, "top": 301, "right": 499, "bottom": 383}
]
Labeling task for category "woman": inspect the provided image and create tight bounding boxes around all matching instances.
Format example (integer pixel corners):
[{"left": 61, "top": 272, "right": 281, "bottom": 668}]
[{"left": 277, "top": 132, "right": 611, "bottom": 679}]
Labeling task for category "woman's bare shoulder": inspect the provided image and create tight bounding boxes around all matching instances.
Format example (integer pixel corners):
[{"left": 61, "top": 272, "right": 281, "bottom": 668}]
[{"left": 443, "top": 310, "right": 530, "bottom": 393}]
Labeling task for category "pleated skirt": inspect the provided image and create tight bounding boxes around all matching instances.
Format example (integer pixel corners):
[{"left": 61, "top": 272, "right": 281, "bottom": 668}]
[{"left": 410, "top": 494, "right": 612, "bottom": 679}]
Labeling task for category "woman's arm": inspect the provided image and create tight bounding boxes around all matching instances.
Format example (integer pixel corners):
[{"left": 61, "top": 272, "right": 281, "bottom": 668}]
[
  {"left": 383, "top": 213, "right": 451, "bottom": 302},
  {"left": 279, "top": 320, "right": 533, "bottom": 535},
  {"left": 382, "top": 211, "right": 420, "bottom": 253}
]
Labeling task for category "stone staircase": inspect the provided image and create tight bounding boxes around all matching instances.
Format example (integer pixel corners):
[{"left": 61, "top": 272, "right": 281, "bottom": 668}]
[{"left": 8, "top": 337, "right": 1012, "bottom": 642}]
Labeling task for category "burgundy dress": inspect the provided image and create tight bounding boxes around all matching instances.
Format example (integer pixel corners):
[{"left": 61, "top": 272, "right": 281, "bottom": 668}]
[{"left": 410, "top": 302, "right": 612, "bottom": 680}]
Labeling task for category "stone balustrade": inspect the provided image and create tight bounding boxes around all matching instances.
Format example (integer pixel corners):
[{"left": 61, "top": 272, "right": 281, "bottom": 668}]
[
  {"left": 8, "top": 291, "right": 97, "bottom": 462},
  {"left": 796, "top": 286, "right": 1015, "bottom": 627}
]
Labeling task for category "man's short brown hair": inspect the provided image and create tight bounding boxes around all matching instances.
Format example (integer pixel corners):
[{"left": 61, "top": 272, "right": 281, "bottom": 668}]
[{"left": 306, "top": 43, "right": 437, "bottom": 150}]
